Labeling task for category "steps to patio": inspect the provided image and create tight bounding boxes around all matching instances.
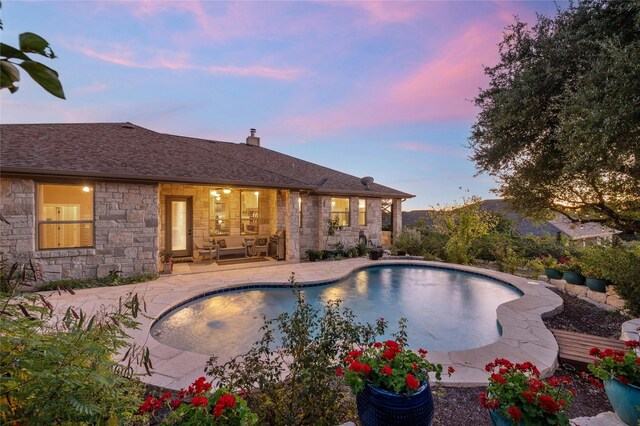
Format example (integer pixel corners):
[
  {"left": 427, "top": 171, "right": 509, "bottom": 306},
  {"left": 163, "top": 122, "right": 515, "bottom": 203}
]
[{"left": 551, "top": 328, "right": 628, "bottom": 372}]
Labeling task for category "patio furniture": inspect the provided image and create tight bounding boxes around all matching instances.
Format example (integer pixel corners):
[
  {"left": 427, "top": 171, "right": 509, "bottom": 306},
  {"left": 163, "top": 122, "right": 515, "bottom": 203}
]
[
  {"left": 254, "top": 237, "right": 268, "bottom": 257},
  {"left": 196, "top": 242, "right": 217, "bottom": 261}
]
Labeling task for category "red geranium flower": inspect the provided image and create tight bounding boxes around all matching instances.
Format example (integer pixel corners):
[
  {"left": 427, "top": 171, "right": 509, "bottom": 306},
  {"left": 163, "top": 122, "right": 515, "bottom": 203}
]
[
  {"left": 381, "top": 365, "right": 393, "bottom": 376},
  {"left": 405, "top": 373, "right": 420, "bottom": 390},
  {"left": 191, "top": 396, "right": 208, "bottom": 408},
  {"left": 507, "top": 406, "right": 522, "bottom": 421}
]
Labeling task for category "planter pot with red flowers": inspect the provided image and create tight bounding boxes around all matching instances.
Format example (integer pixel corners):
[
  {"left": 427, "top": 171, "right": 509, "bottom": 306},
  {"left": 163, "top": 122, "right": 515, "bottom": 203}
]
[
  {"left": 480, "top": 358, "right": 575, "bottom": 425},
  {"left": 588, "top": 340, "right": 640, "bottom": 425},
  {"left": 544, "top": 268, "right": 564, "bottom": 280},
  {"left": 339, "top": 338, "right": 454, "bottom": 426}
]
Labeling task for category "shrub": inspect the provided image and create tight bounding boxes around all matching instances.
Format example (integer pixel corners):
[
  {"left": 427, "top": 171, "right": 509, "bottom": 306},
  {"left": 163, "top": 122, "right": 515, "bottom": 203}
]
[
  {"left": 205, "top": 274, "right": 386, "bottom": 425},
  {"left": 0, "top": 270, "right": 151, "bottom": 424},
  {"left": 594, "top": 243, "right": 640, "bottom": 316},
  {"left": 38, "top": 272, "right": 157, "bottom": 291},
  {"left": 391, "top": 228, "right": 423, "bottom": 256}
]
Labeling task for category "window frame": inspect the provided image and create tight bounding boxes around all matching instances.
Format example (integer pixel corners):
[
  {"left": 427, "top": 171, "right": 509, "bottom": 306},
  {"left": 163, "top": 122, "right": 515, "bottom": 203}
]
[
  {"left": 36, "top": 182, "right": 95, "bottom": 250},
  {"left": 330, "top": 197, "right": 350, "bottom": 227}
]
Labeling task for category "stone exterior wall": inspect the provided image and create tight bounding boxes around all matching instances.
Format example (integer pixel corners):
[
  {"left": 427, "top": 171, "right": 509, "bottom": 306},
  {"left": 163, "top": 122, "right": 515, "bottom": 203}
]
[
  {"left": 0, "top": 177, "right": 158, "bottom": 281},
  {"left": 298, "top": 195, "right": 386, "bottom": 258}
]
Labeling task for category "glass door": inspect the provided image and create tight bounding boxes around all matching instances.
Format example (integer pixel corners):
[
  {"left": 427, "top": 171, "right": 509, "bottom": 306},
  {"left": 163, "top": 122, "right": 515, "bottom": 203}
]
[{"left": 165, "top": 196, "right": 193, "bottom": 257}]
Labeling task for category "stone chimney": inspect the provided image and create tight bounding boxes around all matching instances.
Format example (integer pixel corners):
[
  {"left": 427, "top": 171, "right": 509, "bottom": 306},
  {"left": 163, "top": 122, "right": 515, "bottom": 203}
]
[{"left": 246, "top": 128, "right": 260, "bottom": 147}]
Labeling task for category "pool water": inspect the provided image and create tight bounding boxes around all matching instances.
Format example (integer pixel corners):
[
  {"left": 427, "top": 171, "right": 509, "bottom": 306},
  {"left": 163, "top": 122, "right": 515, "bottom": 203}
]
[{"left": 151, "top": 265, "right": 521, "bottom": 357}]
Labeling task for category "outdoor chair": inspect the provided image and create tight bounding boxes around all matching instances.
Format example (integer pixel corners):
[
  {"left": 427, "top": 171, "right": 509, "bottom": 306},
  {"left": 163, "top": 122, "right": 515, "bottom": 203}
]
[{"left": 196, "top": 242, "right": 217, "bottom": 261}]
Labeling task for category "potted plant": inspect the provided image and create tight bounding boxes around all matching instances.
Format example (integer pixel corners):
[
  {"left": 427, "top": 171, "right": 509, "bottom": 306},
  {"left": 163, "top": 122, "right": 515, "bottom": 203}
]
[
  {"left": 580, "top": 246, "right": 612, "bottom": 293},
  {"left": 587, "top": 341, "right": 640, "bottom": 425},
  {"left": 582, "top": 265, "right": 609, "bottom": 293},
  {"left": 339, "top": 337, "right": 453, "bottom": 425},
  {"left": 480, "top": 358, "right": 575, "bottom": 425},
  {"left": 160, "top": 249, "right": 174, "bottom": 274},
  {"left": 138, "top": 376, "right": 258, "bottom": 425},
  {"left": 305, "top": 249, "right": 322, "bottom": 262},
  {"left": 558, "top": 257, "right": 585, "bottom": 285},
  {"left": 540, "top": 256, "right": 563, "bottom": 279}
]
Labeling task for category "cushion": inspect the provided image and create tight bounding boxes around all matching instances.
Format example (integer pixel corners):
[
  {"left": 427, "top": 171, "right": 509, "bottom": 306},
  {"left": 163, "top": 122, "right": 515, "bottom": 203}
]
[
  {"left": 257, "top": 238, "right": 268, "bottom": 246},
  {"left": 217, "top": 239, "right": 227, "bottom": 249}
]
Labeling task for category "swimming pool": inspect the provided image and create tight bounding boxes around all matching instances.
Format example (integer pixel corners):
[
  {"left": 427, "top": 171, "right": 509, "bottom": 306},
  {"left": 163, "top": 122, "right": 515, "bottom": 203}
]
[{"left": 151, "top": 265, "right": 522, "bottom": 357}]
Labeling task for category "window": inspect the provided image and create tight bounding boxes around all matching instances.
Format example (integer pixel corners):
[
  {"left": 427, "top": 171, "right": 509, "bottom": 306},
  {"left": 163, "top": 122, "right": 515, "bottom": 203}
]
[
  {"left": 209, "top": 188, "right": 230, "bottom": 236},
  {"left": 37, "top": 184, "right": 94, "bottom": 249},
  {"left": 331, "top": 197, "right": 350, "bottom": 227},
  {"left": 241, "top": 191, "right": 260, "bottom": 235},
  {"left": 298, "top": 196, "right": 303, "bottom": 228},
  {"left": 358, "top": 198, "right": 367, "bottom": 226},
  {"left": 382, "top": 199, "right": 392, "bottom": 231}
]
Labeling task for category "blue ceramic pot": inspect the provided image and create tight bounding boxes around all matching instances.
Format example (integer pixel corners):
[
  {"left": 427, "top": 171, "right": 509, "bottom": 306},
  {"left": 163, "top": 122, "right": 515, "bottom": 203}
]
[
  {"left": 586, "top": 277, "right": 608, "bottom": 293},
  {"left": 544, "top": 268, "right": 563, "bottom": 280},
  {"left": 356, "top": 381, "right": 434, "bottom": 426},
  {"left": 489, "top": 409, "right": 524, "bottom": 426},
  {"left": 604, "top": 378, "right": 640, "bottom": 425},
  {"left": 563, "top": 271, "right": 586, "bottom": 285}
]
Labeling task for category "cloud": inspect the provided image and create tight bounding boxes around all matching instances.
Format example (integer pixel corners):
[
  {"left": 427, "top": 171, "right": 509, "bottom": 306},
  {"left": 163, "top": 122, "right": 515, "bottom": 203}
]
[
  {"left": 73, "top": 82, "right": 108, "bottom": 95},
  {"left": 274, "top": 17, "right": 507, "bottom": 135},
  {"left": 70, "top": 43, "right": 304, "bottom": 80}
]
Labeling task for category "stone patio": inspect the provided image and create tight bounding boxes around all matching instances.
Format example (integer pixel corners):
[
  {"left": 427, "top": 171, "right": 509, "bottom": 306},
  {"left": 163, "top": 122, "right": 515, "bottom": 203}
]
[{"left": 43, "top": 258, "right": 562, "bottom": 391}]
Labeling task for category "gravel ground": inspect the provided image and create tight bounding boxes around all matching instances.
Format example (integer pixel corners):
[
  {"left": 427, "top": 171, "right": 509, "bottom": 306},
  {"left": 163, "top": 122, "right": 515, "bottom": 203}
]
[{"left": 430, "top": 287, "right": 630, "bottom": 425}]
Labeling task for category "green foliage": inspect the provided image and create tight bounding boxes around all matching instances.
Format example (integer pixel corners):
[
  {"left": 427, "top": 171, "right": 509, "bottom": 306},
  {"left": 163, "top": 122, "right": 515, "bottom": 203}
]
[
  {"left": 205, "top": 274, "right": 385, "bottom": 425},
  {"left": 0, "top": 3, "right": 65, "bottom": 98},
  {"left": 0, "top": 273, "right": 151, "bottom": 424},
  {"left": 584, "top": 243, "right": 640, "bottom": 316},
  {"left": 38, "top": 272, "right": 157, "bottom": 291},
  {"left": 390, "top": 228, "right": 423, "bottom": 256},
  {"left": 470, "top": 0, "right": 640, "bottom": 234},
  {"left": 431, "top": 196, "right": 498, "bottom": 264},
  {"left": 480, "top": 358, "right": 575, "bottom": 425}
]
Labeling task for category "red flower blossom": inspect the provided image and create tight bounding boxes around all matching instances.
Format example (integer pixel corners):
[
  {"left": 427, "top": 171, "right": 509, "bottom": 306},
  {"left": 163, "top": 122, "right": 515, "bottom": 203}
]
[
  {"left": 384, "top": 340, "right": 399, "bottom": 349},
  {"left": 349, "top": 349, "right": 363, "bottom": 359},
  {"left": 491, "top": 373, "right": 506, "bottom": 385},
  {"left": 335, "top": 367, "right": 344, "bottom": 376},
  {"left": 171, "top": 398, "right": 182, "bottom": 410},
  {"left": 617, "top": 375, "right": 629, "bottom": 385},
  {"left": 626, "top": 340, "right": 640, "bottom": 348},
  {"left": 507, "top": 405, "right": 522, "bottom": 421},
  {"left": 382, "top": 349, "right": 397, "bottom": 361},
  {"left": 589, "top": 347, "right": 601, "bottom": 356},
  {"left": 191, "top": 396, "right": 208, "bottom": 407},
  {"left": 405, "top": 373, "right": 420, "bottom": 390},
  {"left": 373, "top": 342, "right": 382, "bottom": 348},
  {"left": 537, "top": 394, "right": 560, "bottom": 414},
  {"left": 522, "top": 390, "right": 535, "bottom": 404},
  {"left": 381, "top": 365, "right": 393, "bottom": 376},
  {"left": 448, "top": 366, "right": 455, "bottom": 375}
]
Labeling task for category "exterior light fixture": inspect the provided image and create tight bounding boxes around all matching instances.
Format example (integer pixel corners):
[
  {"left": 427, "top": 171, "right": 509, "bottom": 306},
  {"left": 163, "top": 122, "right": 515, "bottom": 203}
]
[
  {"left": 216, "top": 196, "right": 221, "bottom": 201},
  {"left": 223, "top": 188, "right": 231, "bottom": 194},
  {"left": 82, "top": 186, "right": 91, "bottom": 192},
  {"left": 254, "top": 191, "right": 259, "bottom": 196}
]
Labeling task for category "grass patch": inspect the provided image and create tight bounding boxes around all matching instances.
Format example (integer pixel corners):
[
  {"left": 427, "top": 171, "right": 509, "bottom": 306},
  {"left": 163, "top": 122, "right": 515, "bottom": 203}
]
[{"left": 39, "top": 271, "right": 157, "bottom": 291}]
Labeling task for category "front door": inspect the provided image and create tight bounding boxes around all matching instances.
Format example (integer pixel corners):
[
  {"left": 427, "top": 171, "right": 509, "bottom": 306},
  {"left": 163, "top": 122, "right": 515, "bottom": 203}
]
[{"left": 166, "top": 196, "right": 193, "bottom": 258}]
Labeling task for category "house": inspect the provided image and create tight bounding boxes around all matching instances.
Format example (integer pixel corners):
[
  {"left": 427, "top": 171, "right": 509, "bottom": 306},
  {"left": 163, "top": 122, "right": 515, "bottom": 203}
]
[
  {"left": 403, "top": 199, "right": 619, "bottom": 246},
  {"left": 0, "top": 123, "right": 412, "bottom": 280}
]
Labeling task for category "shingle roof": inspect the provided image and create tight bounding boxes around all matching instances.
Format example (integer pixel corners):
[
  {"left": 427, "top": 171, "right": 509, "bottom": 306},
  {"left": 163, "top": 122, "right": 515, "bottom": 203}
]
[
  {"left": 0, "top": 123, "right": 412, "bottom": 198},
  {"left": 402, "top": 199, "right": 618, "bottom": 239}
]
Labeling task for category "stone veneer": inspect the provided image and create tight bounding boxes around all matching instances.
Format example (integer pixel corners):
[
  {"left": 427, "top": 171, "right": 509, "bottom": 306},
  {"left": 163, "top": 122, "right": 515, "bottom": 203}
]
[
  {"left": 0, "top": 177, "right": 158, "bottom": 281},
  {"left": 298, "top": 195, "right": 398, "bottom": 258}
]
